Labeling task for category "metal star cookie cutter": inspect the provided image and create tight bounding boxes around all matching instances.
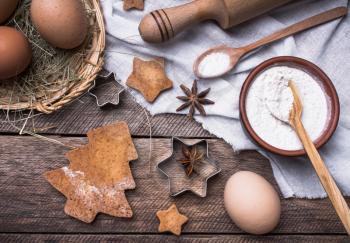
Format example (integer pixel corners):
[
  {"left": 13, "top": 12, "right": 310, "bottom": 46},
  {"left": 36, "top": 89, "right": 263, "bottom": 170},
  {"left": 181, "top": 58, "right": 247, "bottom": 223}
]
[
  {"left": 88, "top": 71, "right": 125, "bottom": 107},
  {"left": 157, "top": 137, "right": 221, "bottom": 197}
]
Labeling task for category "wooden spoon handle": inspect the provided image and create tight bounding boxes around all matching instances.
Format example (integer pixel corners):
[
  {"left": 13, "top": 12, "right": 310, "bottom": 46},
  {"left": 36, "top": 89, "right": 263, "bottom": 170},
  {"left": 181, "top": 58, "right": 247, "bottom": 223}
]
[
  {"left": 292, "top": 118, "right": 350, "bottom": 235},
  {"left": 242, "top": 7, "right": 347, "bottom": 52}
]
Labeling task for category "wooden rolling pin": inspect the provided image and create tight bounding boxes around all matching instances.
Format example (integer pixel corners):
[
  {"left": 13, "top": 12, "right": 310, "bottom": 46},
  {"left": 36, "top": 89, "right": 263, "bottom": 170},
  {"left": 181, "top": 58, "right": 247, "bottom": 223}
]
[{"left": 139, "top": 0, "right": 291, "bottom": 43}]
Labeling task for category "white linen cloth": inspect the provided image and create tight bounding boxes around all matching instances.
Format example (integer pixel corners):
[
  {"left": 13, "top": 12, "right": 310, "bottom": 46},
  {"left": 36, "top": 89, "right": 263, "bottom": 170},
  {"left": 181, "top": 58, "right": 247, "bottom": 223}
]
[{"left": 101, "top": 0, "right": 350, "bottom": 198}]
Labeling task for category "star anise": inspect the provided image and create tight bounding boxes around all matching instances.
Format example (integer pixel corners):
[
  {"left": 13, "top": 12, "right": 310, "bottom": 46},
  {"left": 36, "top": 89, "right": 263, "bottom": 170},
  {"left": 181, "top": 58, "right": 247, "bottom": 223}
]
[
  {"left": 177, "top": 145, "right": 204, "bottom": 176},
  {"left": 176, "top": 80, "right": 214, "bottom": 118}
]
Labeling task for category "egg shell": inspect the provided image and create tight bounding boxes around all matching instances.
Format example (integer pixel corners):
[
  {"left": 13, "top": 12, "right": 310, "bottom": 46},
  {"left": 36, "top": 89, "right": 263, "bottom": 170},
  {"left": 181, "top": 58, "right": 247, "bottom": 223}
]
[
  {"left": 224, "top": 171, "right": 281, "bottom": 235},
  {"left": 30, "top": 0, "right": 88, "bottom": 49},
  {"left": 0, "top": 0, "right": 19, "bottom": 24},
  {"left": 0, "top": 27, "right": 32, "bottom": 80}
]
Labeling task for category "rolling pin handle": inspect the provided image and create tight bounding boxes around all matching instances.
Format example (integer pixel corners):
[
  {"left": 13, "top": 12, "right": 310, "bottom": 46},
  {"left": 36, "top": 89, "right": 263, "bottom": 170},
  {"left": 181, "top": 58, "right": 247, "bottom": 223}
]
[{"left": 139, "top": 0, "right": 229, "bottom": 43}]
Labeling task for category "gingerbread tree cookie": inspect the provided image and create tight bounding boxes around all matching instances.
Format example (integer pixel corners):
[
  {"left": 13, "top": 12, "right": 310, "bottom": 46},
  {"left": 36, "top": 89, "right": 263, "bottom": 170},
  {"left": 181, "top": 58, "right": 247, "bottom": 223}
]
[{"left": 44, "top": 122, "right": 138, "bottom": 223}]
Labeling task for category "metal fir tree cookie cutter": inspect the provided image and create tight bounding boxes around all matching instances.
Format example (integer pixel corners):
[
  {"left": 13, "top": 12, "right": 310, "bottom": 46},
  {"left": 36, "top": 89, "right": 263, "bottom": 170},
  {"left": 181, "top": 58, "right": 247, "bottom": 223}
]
[
  {"left": 88, "top": 71, "right": 125, "bottom": 107},
  {"left": 157, "top": 137, "right": 221, "bottom": 197}
]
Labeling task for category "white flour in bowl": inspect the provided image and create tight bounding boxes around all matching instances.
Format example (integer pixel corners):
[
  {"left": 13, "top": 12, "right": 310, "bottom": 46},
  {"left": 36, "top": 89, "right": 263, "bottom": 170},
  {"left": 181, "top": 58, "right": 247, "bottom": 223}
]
[
  {"left": 246, "top": 66, "right": 329, "bottom": 151},
  {"left": 264, "top": 77, "right": 294, "bottom": 123}
]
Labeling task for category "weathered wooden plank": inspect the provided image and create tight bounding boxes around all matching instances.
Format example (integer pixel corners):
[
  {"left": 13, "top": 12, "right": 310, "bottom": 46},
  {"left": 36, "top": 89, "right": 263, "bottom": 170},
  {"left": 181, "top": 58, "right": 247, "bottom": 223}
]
[
  {"left": 0, "top": 234, "right": 348, "bottom": 243},
  {"left": 0, "top": 89, "right": 211, "bottom": 137},
  {"left": 0, "top": 136, "right": 348, "bottom": 234}
]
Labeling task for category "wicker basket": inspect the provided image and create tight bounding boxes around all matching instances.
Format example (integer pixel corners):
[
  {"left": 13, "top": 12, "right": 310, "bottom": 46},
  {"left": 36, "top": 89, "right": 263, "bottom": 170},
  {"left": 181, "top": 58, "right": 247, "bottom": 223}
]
[{"left": 0, "top": 0, "right": 105, "bottom": 114}]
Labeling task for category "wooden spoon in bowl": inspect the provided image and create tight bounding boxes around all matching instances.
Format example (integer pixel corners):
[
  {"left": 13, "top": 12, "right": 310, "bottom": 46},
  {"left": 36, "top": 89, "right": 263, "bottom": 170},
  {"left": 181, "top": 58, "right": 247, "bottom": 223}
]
[
  {"left": 193, "top": 7, "right": 347, "bottom": 79},
  {"left": 288, "top": 80, "right": 350, "bottom": 235}
]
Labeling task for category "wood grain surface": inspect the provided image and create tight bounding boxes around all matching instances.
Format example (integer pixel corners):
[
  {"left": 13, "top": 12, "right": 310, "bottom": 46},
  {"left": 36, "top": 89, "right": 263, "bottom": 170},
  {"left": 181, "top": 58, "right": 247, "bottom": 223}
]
[
  {"left": 0, "top": 91, "right": 210, "bottom": 137},
  {"left": 0, "top": 136, "right": 348, "bottom": 236},
  {"left": 0, "top": 83, "right": 347, "bottom": 241},
  {"left": 0, "top": 234, "right": 349, "bottom": 243}
]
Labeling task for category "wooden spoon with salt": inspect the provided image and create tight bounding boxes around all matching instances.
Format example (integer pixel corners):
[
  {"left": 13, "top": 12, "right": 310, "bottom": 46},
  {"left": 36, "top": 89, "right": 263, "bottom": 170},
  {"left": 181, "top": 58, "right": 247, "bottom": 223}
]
[
  {"left": 193, "top": 7, "right": 347, "bottom": 79},
  {"left": 288, "top": 80, "right": 350, "bottom": 235}
]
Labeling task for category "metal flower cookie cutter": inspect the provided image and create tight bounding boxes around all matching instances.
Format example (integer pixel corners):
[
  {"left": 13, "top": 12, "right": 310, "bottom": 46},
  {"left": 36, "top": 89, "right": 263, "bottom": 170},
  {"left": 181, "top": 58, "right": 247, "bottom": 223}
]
[
  {"left": 157, "top": 137, "right": 221, "bottom": 197},
  {"left": 88, "top": 71, "right": 125, "bottom": 107}
]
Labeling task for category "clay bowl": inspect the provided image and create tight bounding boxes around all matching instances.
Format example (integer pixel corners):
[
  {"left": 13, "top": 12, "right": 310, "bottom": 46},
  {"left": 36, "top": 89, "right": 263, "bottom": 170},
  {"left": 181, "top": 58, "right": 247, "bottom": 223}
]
[{"left": 239, "top": 56, "right": 340, "bottom": 157}]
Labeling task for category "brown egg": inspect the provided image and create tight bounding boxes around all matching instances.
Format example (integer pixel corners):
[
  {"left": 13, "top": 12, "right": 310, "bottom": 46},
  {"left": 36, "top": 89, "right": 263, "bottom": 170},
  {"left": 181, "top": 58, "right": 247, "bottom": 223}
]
[
  {"left": 224, "top": 171, "right": 281, "bottom": 235},
  {"left": 0, "top": 27, "right": 32, "bottom": 80},
  {"left": 0, "top": 0, "right": 19, "bottom": 24},
  {"left": 30, "top": 0, "right": 88, "bottom": 49}
]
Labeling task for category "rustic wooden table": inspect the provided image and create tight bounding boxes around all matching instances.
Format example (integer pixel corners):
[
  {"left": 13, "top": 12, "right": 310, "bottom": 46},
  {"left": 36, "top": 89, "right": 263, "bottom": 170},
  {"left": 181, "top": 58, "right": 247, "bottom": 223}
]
[{"left": 0, "top": 79, "right": 348, "bottom": 242}]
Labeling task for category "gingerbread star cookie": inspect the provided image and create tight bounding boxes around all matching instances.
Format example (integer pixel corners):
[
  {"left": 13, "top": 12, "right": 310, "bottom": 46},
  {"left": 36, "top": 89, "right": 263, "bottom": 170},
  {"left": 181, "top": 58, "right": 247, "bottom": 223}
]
[
  {"left": 156, "top": 204, "right": 188, "bottom": 236},
  {"left": 123, "top": 0, "right": 144, "bottom": 11},
  {"left": 126, "top": 57, "right": 173, "bottom": 103}
]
